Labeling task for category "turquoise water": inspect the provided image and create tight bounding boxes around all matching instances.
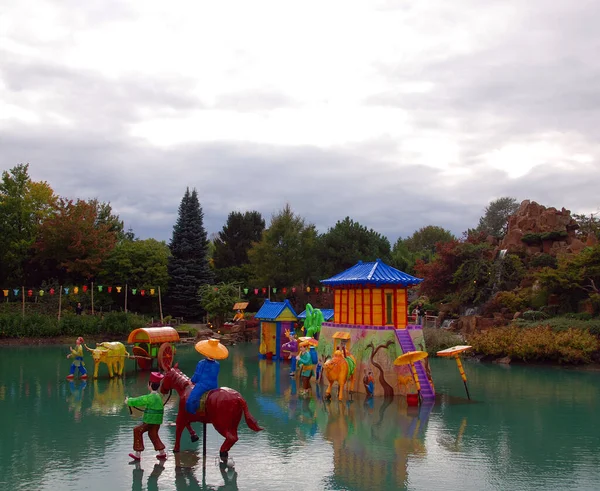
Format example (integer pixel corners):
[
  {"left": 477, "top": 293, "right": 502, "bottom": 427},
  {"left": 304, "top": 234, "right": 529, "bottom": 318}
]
[{"left": 1, "top": 342, "right": 600, "bottom": 490}]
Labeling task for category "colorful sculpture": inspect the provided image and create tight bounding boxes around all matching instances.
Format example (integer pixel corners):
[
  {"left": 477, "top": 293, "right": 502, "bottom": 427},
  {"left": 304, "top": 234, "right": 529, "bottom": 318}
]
[
  {"left": 323, "top": 349, "right": 356, "bottom": 401},
  {"left": 66, "top": 336, "right": 88, "bottom": 380},
  {"left": 160, "top": 366, "right": 263, "bottom": 466},
  {"left": 85, "top": 341, "right": 129, "bottom": 379},
  {"left": 125, "top": 371, "right": 167, "bottom": 461},
  {"left": 303, "top": 303, "right": 324, "bottom": 339},
  {"left": 281, "top": 329, "right": 299, "bottom": 376},
  {"left": 297, "top": 341, "right": 316, "bottom": 395},
  {"left": 363, "top": 369, "right": 375, "bottom": 398},
  {"left": 186, "top": 338, "right": 228, "bottom": 415}
]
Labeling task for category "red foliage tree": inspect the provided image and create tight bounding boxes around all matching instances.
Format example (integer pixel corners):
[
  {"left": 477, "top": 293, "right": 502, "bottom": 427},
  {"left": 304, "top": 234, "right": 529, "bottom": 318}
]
[{"left": 33, "top": 198, "right": 118, "bottom": 281}]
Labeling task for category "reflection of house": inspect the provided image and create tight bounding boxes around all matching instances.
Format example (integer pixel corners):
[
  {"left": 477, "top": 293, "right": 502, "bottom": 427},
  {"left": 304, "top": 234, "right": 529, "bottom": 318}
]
[
  {"left": 317, "top": 397, "right": 432, "bottom": 489},
  {"left": 319, "top": 259, "right": 435, "bottom": 400},
  {"left": 255, "top": 299, "right": 298, "bottom": 360}
]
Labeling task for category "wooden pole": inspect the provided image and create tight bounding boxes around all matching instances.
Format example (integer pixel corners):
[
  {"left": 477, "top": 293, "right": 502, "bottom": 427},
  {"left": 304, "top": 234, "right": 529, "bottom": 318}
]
[
  {"left": 58, "top": 285, "right": 62, "bottom": 321},
  {"left": 91, "top": 281, "right": 94, "bottom": 316},
  {"left": 158, "top": 286, "right": 164, "bottom": 324},
  {"left": 125, "top": 283, "right": 128, "bottom": 314},
  {"left": 22, "top": 286, "right": 25, "bottom": 319}
]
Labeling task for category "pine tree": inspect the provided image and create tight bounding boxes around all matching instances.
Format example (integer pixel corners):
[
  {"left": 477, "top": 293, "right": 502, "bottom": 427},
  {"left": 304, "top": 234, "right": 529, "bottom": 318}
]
[{"left": 166, "top": 188, "right": 213, "bottom": 320}]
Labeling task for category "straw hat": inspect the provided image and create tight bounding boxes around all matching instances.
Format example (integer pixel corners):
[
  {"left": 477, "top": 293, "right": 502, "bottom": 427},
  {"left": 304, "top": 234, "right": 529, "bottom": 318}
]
[{"left": 195, "top": 338, "right": 229, "bottom": 360}]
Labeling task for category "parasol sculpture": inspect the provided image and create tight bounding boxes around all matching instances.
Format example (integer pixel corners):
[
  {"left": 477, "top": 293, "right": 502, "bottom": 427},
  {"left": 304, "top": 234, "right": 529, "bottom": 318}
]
[
  {"left": 394, "top": 351, "right": 429, "bottom": 404},
  {"left": 437, "top": 345, "right": 472, "bottom": 400}
]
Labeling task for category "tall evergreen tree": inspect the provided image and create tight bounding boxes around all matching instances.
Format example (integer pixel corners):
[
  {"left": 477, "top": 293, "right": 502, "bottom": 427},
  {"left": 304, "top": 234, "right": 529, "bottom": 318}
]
[{"left": 166, "top": 188, "right": 213, "bottom": 320}]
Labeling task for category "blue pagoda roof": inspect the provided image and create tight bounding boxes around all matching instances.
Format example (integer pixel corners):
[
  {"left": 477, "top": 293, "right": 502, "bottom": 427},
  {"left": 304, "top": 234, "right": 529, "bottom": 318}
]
[
  {"left": 297, "top": 308, "right": 334, "bottom": 321},
  {"left": 255, "top": 299, "right": 298, "bottom": 320},
  {"left": 321, "top": 259, "right": 422, "bottom": 287}
]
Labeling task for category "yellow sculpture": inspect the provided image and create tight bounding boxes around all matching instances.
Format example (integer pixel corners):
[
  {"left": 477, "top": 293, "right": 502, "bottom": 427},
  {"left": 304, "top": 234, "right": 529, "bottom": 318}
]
[
  {"left": 323, "top": 349, "right": 356, "bottom": 401},
  {"left": 85, "top": 341, "right": 129, "bottom": 379}
]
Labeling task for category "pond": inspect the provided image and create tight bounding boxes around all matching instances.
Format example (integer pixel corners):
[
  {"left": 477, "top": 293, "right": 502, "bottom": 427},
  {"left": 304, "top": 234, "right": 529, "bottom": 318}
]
[{"left": 1, "top": 342, "right": 600, "bottom": 491}]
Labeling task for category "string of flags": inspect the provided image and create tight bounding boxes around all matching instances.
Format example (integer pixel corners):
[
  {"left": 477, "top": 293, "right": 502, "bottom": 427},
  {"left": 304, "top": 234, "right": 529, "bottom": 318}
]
[
  {"left": 3, "top": 284, "right": 331, "bottom": 298},
  {"left": 3, "top": 286, "right": 158, "bottom": 297}
]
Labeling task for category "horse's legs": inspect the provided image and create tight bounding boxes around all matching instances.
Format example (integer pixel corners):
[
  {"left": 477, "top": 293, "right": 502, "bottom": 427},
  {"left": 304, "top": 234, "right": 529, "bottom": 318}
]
[
  {"left": 173, "top": 419, "right": 186, "bottom": 453},
  {"left": 186, "top": 423, "right": 199, "bottom": 442},
  {"left": 212, "top": 402, "right": 243, "bottom": 463}
]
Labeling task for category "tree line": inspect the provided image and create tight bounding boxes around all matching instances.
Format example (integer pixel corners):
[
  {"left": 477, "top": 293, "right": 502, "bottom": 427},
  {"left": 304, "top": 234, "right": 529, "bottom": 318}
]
[{"left": 3, "top": 163, "right": 598, "bottom": 322}]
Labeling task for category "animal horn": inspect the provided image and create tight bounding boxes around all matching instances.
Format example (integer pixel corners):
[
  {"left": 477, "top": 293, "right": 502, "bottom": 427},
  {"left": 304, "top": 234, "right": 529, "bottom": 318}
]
[{"left": 84, "top": 344, "right": 94, "bottom": 352}]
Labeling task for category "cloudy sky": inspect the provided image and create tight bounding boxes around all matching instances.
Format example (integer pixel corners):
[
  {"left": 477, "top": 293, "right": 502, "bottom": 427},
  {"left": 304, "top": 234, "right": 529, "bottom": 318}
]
[{"left": 1, "top": 0, "right": 599, "bottom": 244}]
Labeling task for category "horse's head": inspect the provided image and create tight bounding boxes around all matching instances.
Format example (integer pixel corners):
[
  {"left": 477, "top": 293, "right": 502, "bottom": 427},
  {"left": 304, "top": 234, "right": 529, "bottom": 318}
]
[{"left": 159, "top": 368, "right": 174, "bottom": 394}]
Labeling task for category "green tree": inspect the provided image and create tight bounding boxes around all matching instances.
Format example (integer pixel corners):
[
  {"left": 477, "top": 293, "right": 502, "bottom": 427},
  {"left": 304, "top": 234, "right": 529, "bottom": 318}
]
[
  {"left": 316, "top": 217, "right": 390, "bottom": 279},
  {"left": 198, "top": 282, "right": 242, "bottom": 328},
  {"left": 166, "top": 188, "right": 213, "bottom": 320},
  {"left": 572, "top": 212, "right": 600, "bottom": 240},
  {"left": 248, "top": 204, "right": 318, "bottom": 286},
  {"left": 100, "top": 238, "right": 170, "bottom": 290},
  {"left": 390, "top": 238, "right": 416, "bottom": 274},
  {"left": 536, "top": 244, "right": 600, "bottom": 312},
  {"left": 213, "top": 211, "right": 265, "bottom": 284},
  {"left": 32, "top": 198, "right": 118, "bottom": 282},
  {"left": 0, "top": 164, "right": 58, "bottom": 283},
  {"left": 474, "top": 197, "right": 519, "bottom": 238}
]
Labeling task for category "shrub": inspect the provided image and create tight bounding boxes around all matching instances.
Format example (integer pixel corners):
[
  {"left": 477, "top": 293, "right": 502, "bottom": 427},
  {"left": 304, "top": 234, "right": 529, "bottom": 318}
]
[
  {"left": 530, "top": 253, "right": 558, "bottom": 269},
  {"left": 423, "top": 328, "right": 464, "bottom": 354},
  {"left": 468, "top": 325, "right": 599, "bottom": 363},
  {"left": 521, "top": 310, "right": 549, "bottom": 321},
  {"left": 521, "top": 233, "right": 542, "bottom": 245}
]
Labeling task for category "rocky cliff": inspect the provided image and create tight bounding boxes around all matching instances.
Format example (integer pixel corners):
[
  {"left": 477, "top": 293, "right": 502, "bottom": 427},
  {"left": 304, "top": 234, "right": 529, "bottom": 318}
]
[{"left": 498, "top": 200, "right": 595, "bottom": 256}]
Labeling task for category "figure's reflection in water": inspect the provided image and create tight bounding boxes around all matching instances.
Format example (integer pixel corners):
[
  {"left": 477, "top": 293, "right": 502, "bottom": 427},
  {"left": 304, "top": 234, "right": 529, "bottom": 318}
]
[
  {"left": 66, "top": 380, "right": 87, "bottom": 421},
  {"left": 172, "top": 450, "right": 239, "bottom": 491},
  {"left": 131, "top": 460, "right": 165, "bottom": 491}
]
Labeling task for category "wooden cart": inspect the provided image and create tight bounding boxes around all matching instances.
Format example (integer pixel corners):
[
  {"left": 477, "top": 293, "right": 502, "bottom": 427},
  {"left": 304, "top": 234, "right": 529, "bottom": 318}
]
[{"left": 127, "top": 327, "right": 180, "bottom": 371}]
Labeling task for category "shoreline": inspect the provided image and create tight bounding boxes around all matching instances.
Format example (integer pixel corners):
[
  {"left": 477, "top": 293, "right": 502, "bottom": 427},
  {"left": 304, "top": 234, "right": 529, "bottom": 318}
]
[{"left": 0, "top": 335, "right": 128, "bottom": 346}]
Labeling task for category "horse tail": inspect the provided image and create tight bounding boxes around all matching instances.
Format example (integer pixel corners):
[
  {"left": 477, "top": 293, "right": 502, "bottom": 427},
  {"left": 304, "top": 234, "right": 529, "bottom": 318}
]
[{"left": 240, "top": 397, "right": 263, "bottom": 432}]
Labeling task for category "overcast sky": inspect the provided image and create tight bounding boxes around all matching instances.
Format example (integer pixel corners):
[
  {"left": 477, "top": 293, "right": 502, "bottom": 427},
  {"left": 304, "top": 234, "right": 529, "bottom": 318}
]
[{"left": 2, "top": 0, "right": 599, "bottom": 244}]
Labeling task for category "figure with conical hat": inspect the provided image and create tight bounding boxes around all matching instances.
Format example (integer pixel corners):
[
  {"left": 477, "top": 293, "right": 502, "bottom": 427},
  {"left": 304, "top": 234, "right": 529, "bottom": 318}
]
[
  {"left": 186, "top": 338, "right": 229, "bottom": 415},
  {"left": 125, "top": 371, "right": 167, "bottom": 461}
]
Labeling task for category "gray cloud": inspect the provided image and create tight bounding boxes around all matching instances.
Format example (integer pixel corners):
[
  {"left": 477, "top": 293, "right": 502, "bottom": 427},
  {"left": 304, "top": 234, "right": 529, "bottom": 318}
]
[{"left": 1, "top": 0, "right": 599, "bottom": 249}]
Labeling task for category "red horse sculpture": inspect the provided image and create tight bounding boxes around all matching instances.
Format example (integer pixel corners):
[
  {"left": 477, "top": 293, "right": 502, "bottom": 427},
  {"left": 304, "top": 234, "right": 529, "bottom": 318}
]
[{"left": 160, "top": 366, "right": 263, "bottom": 463}]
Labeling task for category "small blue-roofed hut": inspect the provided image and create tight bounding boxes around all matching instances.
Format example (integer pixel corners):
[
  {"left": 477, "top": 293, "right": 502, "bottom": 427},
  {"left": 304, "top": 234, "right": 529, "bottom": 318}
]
[{"left": 255, "top": 299, "right": 298, "bottom": 360}]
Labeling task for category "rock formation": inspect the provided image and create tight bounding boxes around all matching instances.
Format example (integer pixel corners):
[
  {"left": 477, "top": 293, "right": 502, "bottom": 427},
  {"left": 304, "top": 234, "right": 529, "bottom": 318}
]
[{"left": 498, "top": 200, "right": 585, "bottom": 256}]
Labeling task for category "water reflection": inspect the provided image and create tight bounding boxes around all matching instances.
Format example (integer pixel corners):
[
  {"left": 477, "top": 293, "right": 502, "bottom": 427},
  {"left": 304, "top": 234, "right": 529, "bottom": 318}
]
[
  {"left": 90, "top": 378, "right": 125, "bottom": 415},
  {"left": 66, "top": 380, "right": 87, "bottom": 421}
]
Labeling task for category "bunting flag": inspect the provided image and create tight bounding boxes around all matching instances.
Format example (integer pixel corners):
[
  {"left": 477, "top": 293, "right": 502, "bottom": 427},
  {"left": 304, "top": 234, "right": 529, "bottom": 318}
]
[
  {"left": 64, "top": 288, "right": 69, "bottom": 295},
  {"left": 39, "top": 290, "right": 44, "bottom": 296},
  {"left": 116, "top": 287, "right": 122, "bottom": 293},
  {"left": 140, "top": 290, "right": 145, "bottom": 296},
  {"left": 13, "top": 288, "right": 19, "bottom": 296},
  {"left": 98, "top": 285, "right": 103, "bottom": 292},
  {"left": 73, "top": 287, "right": 79, "bottom": 294},
  {"left": 150, "top": 288, "right": 155, "bottom": 295},
  {"left": 3, "top": 290, "right": 8, "bottom": 297},
  {"left": 27, "top": 290, "right": 33, "bottom": 297},
  {"left": 50, "top": 288, "right": 55, "bottom": 295},
  {"left": 243, "top": 288, "right": 248, "bottom": 294},
  {"left": 82, "top": 285, "right": 88, "bottom": 293},
  {"left": 108, "top": 287, "right": 112, "bottom": 293},
  {"left": 132, "top": 289, "right": 137, "bottom": 295}
]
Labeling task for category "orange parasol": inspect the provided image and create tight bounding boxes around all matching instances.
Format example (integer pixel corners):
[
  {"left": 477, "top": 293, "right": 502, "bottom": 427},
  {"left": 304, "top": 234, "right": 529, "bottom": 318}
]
[{"left": 394, "top": 351, "right": 428, "bottom": 404}]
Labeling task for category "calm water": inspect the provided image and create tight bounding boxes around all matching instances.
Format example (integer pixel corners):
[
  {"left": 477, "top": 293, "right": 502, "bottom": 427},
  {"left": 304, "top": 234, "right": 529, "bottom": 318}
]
[{"left": 1, "top": 342, "right": 600, "bottom": 491}]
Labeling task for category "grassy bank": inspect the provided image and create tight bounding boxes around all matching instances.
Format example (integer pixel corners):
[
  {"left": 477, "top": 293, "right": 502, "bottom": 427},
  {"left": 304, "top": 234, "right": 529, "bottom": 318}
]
[{"left": 0, "top": 312, "right": 148, "bottom": 340}]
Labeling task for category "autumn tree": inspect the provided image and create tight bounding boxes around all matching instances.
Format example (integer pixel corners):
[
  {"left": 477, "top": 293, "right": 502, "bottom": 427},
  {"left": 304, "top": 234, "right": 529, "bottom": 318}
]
[
  {"left": 32, "top": 198, "right": 119, "bottom": 282},
  {"left": 392, "top": 225, "right": 456, "bottom": 273},
  {"left": 248, "top": 204, "right": 318, "bottom": 286},
  {"left": 316, "top": 217, "right": 391, "bottom": 279},
  {"left": 0, "top": 164, "right": 58, "bottom": 283},
  {"left": 166, "top": 188, "right": 213, "bottom": 320}
]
